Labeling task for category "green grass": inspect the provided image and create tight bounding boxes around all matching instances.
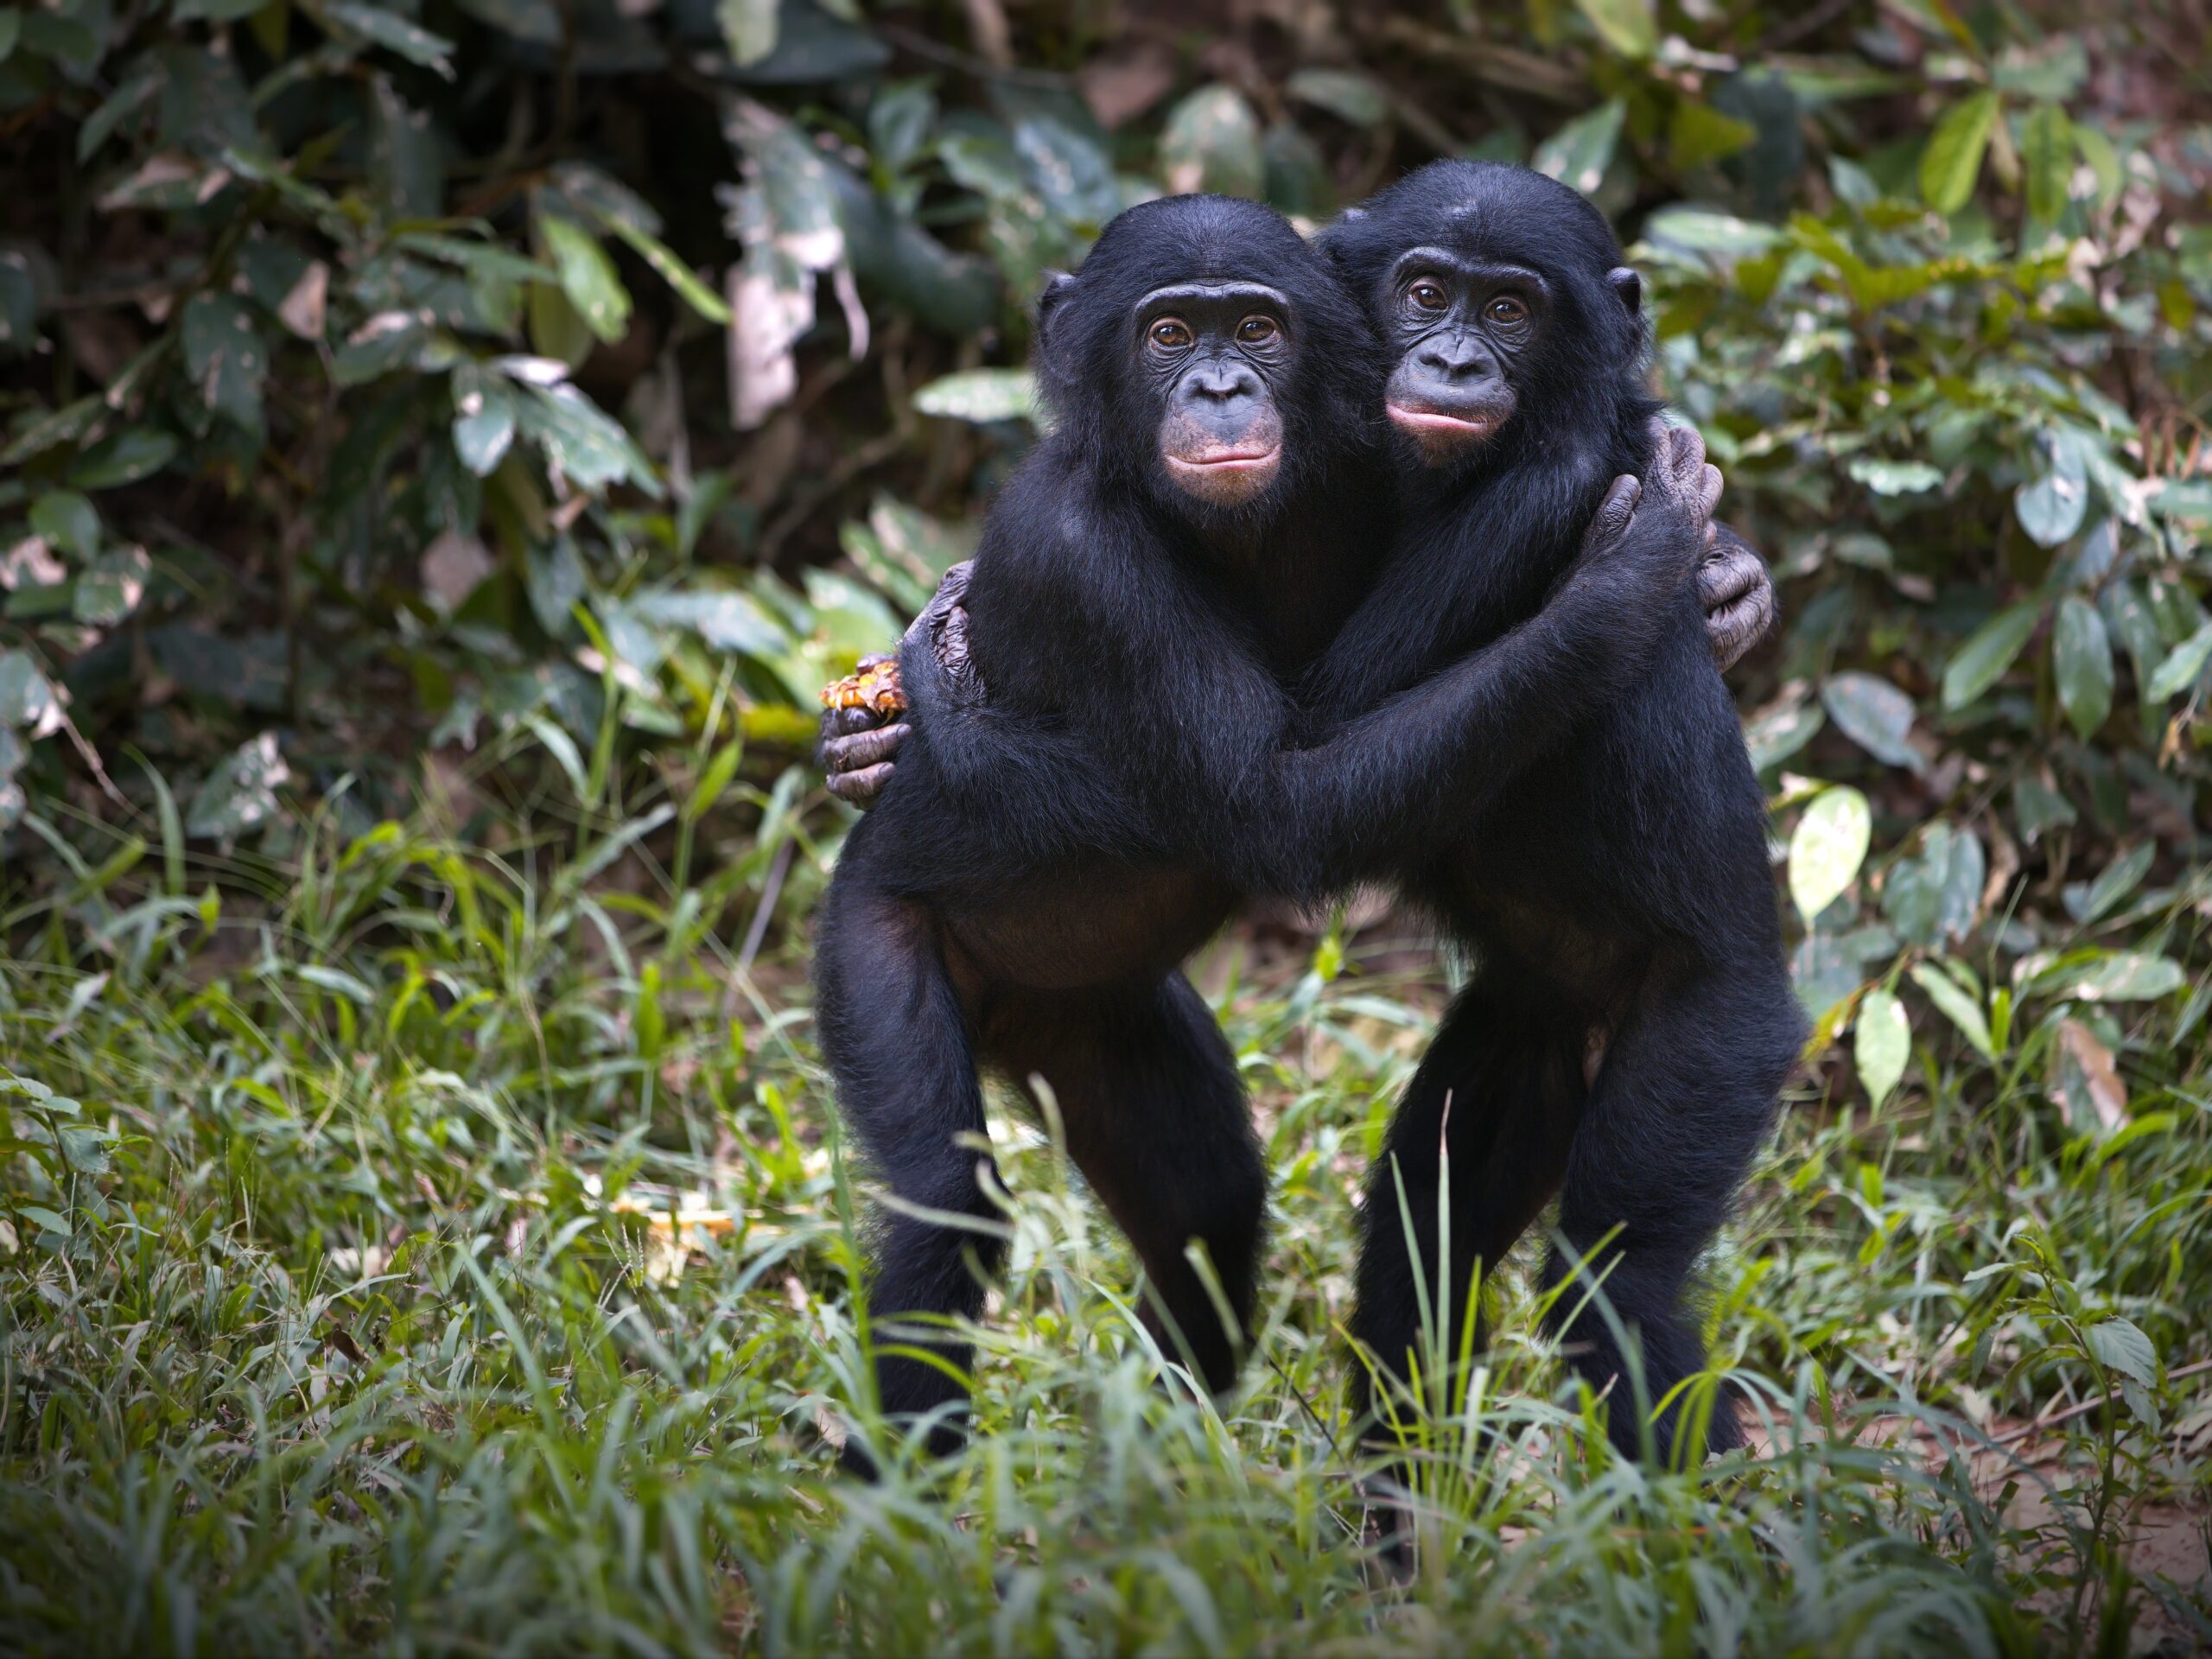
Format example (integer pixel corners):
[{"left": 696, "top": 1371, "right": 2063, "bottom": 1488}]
[{"left": 1, "top": 791, "right": 2207, "bottom": 1656}]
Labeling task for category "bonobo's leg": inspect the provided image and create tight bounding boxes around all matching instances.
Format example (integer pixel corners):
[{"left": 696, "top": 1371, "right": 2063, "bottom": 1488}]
[
  {"left": 815, "top": 868, "right": 1002, "bottom": 1471},
  {"left": 1349, "top": 973, "right": 1587, "bottom": 1449},
  {"left": 995, "top": 976, "right": 1268, "bottom": 1395},
  {"left": 1539, "top": 956, "right": 1797, "bottom": 1465}
]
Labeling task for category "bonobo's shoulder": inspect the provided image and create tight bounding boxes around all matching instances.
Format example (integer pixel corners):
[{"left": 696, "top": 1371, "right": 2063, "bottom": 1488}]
[{"left": 974, "top": 447, "right": 1139, "bottom": 583}]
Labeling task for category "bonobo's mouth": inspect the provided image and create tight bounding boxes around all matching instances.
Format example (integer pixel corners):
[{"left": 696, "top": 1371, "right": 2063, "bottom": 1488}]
[
  {"left": 1163, "top": 447, "right": 1280, "bottom": 474},
  {"left": 1386, "top": 402, "right": 1500, "bottom": 440},
  {"left": 1162, "top": 443, "right": 1282, "bottom": 506}
]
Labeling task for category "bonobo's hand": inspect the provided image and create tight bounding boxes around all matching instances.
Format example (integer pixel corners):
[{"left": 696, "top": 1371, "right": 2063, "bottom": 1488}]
[
  {"left": 817, "top": 561, "right": 979, "bottom": 810},
  {"left": 1567, "top": 422, "right": 1715, "bottom": 602},
  {"left": 1700, "top": 527, "right": 1775, "bottom": 672}
]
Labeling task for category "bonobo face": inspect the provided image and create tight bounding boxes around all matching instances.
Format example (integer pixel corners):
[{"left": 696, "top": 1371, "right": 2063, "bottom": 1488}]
[
  {"left": 1381, "top": 246, "right": 1549, "bottom": 464},
  {"left": 1137, "top": 281, "right": 1293, "bottom": 509}
]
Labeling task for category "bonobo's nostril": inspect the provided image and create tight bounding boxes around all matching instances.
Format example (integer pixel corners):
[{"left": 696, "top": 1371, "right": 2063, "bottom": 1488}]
[{"left": 1189, "top": 365, "right": 1258, "bottom": 402}]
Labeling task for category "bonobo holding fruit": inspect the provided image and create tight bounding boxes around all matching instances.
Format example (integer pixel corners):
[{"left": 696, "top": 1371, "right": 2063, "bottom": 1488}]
[
  {"left": 822, "top": 165, "right": 1799, "bottom": 1501},
  {"left": 811, "top": 193, "right": 1719, "bottom": 1473}
]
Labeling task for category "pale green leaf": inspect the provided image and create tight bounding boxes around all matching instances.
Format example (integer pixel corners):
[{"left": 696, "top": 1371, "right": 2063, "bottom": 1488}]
[
  {"left": 1789, "top": 785, "right": 1871, "bottom": 927},
  {"left": 1942, "top": 601, "right": 2042, "bottom": 711},
  {"left": 1920, "top": 90, "right": 1999, "bottom": 214},
  {"left": 538, "top": 214, "right": 632, "bottom": 346},
  {"left": 1855, "top": 987, "right": 1910, "bottom": 1108},
  {"left": 1910, "top": 963, "right": 1995, "bottom": 1059}
]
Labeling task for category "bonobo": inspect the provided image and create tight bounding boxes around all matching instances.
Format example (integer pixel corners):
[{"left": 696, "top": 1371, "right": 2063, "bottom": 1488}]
[
  {"left": 1295, "top": 162, "right": 1806, "bottom": 1485},
  {"left": 811, "top": 193, "right": 1714, "bottom": 1472}
]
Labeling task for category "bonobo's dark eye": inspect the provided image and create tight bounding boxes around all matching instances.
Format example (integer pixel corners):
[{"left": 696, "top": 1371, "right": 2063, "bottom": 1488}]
[
  {"left": 1484, "top": 295, "right": 1529, "bottom": 327},
  {"left": 1235, "top": 315, "right": 1280, "bottom": 345},
  {"left": 1148, "top": 318, "right": 1193, "bottom": 350},
  {"left": 1407, "top": 278, "right": 1448, "bottom": 313}
]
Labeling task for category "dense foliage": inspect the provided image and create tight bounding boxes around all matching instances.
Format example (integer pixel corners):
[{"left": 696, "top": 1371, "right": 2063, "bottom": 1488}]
[{"left": 1, "top": 0, "right": 2208, "bottom": 1651}]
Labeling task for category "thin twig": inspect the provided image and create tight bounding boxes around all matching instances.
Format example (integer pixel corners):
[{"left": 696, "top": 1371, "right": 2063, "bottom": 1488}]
[
  {"left": 1990, "top": 1357, "right": 2212, "bottom": 1446},
  {"left": 736, "top": 837, "right": 794, "bottom": 975}
]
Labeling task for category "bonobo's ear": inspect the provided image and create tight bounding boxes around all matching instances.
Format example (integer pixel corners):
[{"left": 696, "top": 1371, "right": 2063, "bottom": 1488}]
[
  {"left": 1607, "top": 265, "right": 1643, "bottom": 316},
  {"left": 1033, "top": 269, "right": 1076, "bottom": 353}
]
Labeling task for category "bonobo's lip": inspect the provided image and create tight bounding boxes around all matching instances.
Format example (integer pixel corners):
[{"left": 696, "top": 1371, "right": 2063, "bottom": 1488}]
[
  {"left": 1164, "top": 448, "right": 1281, "bottom": 474},
  {"left": 1387, "top": 402, "right": 1501, "bottom": 438}
]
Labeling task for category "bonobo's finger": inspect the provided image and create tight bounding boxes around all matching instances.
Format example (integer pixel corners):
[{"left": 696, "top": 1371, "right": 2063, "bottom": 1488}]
[
  {"left": 937, "top": 601, "right": 979, "bottom": 696},
  {"left": 823, "top": 702, "right": 892, "bottom": 741},
  {"left": 1698, "top": 463, "right": 1724, "bottom": 548},
  {"left": 1700, "top": 535, "right": 1777, "bottom": 668},
  {"left": 1579, "top": 474, "right": 1643, "bottom": 558},
  {"left": 825, "top": 760, "right": 895, "bottom": 808},
  {"left": 824, "top": 721, "right": 910, "bottom": 775}
]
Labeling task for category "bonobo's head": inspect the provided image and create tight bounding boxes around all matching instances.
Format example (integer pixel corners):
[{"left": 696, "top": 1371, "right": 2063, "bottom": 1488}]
[
  {"left": 1033, "top": 195, "right": 1373, "bottom": 518},
  {"left": 1319, "top": 162, "right": 1650, "bottom": 471}
]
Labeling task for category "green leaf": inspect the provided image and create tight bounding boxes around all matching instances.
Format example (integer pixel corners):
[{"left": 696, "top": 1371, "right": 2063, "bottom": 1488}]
[
  {"left": 2053, "top": 595, "right": 2113, "bottom": 741},
  {"left": 67, "top": 428, "right": 176, "bottom": 490},
  {"left": 1571, "top": 0, "right": 1656, "bottom": 58},
  {"left": 1941, "top": 601, "right": 2041, "bottom": 711},
  {"left": 1920, "top": 89, "right": 1999, "bottom": 215},
  {"left": 451, "top": 365, "right": 519, "bottom": 476},
  {"left": 1668, "top": 100, "right": 1757, "bottom": 172},
  {"left": 75, "top": 545, "right": 151, "bottom": 626},
  {"left": 1159, "top": 86, "right": 1264, "bottom": 200},
  {"left": 321, "top": 1, "right": 455, "bottom": 76},
  {"left": 2039, "top": 951, "right": 2187, "bottom": 1003},
  {"left": 1821, "top": 672, "right": 1920, "bottom": 770},
  {"left": 0, "top": 649, "right": 61, "bottom": 734},
  {"left": 0, "top": 249, "right": 31, "bottom": 357},
  {"left": 538, "top": 214, "right": 632, "bottom": 346},
  {"left": 516, "top": 383, "right": 662, "bottom": 496},
  {"left": 1883, "top": 822, "right": 1984, "bottom": 949},
  {"left": 717, "top": 0, "right": 779, "bottom": 66},
  {"left": 2063, "top": 842, "right": 2154, "bottom": 927},
  {"left": 912, "top": 369, "right": 1039, "bottom": 425},
  {"left": 2084, "top": 1318, "right": 2158, "bottom": 1387},
  {"left": 2145, "top": 620, "right": 2212, "bottom": 702},
  {"left": 1285, "top": 69, "right": 1389, "bottom": 128},
  {"left": 2015, "top": 429, "right": 2089, "bottom": 547},
  {"left": 1847, "top": 457, "right": 1943, "bottom": 495},
  {"left": 181, "top": 295, "right": 268, "bottom": 435},
  {"left": 1789, "top": 785, "right": 1871, "bottom": 927},
  {"left": 185, "top": 732, "right": 290, "bottom": 842},
  {"left": 1855, "top": 987, "right": 1910, "bottom": 1109},
  {"left": 1910, "top": 963, "right": 1995, "bottom": 1060},
  {"left": 29, "top": 491, "right": 99, "bottom": 560},
  {"left": 0, "top": 10, "right": 19, "bottom": 60},
  {"left": 2023, "top": 102, "right": 2072, "bottom": 222},
  {"left": 1534, "top": 99, "right": 1625, "bottom": 196},
  {"left": 599, "top": 214, "right": 734, "bottom": 325}
]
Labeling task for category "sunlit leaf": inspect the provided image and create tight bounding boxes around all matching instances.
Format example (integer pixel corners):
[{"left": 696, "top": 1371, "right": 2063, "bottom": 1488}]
[
  {"left": 1789, "top": 785, "right": 1870, "bottom": 927},
  {"left": 1919, "top": 90, "right": 1999, "bottom": 214},
  {"left": 538, "top": 213, "right": 632, "bottom": 346},
  {"left": 1855, "top": 987, "right": 1910, "bottom": 1109},
  {"left": 1570, "top": 0, "right": 1655, "bottom": 59},
  {"left": 1941, "top": 601, "right": 2041, "bottom": 711},
  {"left": 1534, "top": 99, "right": 1625, "bottom": 195},
  {"left": 912, "top": 369, "right": 1039, "bottom": 425},
  {"left": 1910, "top": 962, "right": 1995, "bottom": 1060}
]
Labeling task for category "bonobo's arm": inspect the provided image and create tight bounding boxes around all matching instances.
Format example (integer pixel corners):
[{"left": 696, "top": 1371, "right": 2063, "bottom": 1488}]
[
  {"left": 818, "top": 513, "right": 1775, "bottom": 812},
  {"left": 1215, "top": 429, "right": 1713, "bottom": 901}
]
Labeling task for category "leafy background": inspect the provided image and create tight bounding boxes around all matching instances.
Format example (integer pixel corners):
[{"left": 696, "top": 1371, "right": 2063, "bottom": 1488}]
[{"left": 1, "top": 0, "right": 2209, "bottom": 1651}]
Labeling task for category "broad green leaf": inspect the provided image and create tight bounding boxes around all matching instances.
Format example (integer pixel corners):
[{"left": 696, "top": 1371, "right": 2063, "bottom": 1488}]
[
  {"left": 1855, "top": 987, "right": 1910, "bottom": 1109},
  {"left": 0, "top": 650, "right": 61, "bottom": 734},
  {"left": 2053, "top": 595, "right": 2113, "bottom": 741},
  {"left": 1942, "top": 601, "right": 2041, "bottom": 711},
  {"left": 2016, "top": 429, "right": 2089, "bottom": 546},
  {"left": 1286, "top": 69, "right": 1389, "bottom": 128},
  {"left": 1638, "top": 207, "right": 1783, "bottom": 260},
  {"left": 717, "top": 0, "right": 779, "bottom": 66},
  {"left": 1910, "top": 963, "right": 1995, "bottom": 1059},
  {"left": 185, "top": 732, "right": 290, "bottom": 842},
  {"left": 1883, "top": 822, "right": 1984, "bottom": 948},
  {"left": 29, "top": 491, "right": 98, "bottom": 560},
  {"left": 74, "top": 545, "right": 151, "bottom": 626},
  {"left": 2145, "top": 620, "right": 2212, "bottom": 701},
  {"left": 1159, "top": 86, "right": 1264, "bottom": 200},
  {"left": 1571, "top": 0, "right": 1656, "bottom": 58},
  {"left": 517, "top": 383, "right": 661, "bottom": 496},
  {"left": 321, "top": 1, "right": 455, "bottom": 76},
  {"left": 67, "top": 428, "right": 176, "bottom": 490},
  {"left": 1789, "top": 785, "right": 1870, "bottom": 927},
  {"left": 537, "top": 214, "right": 632, "bottom": 346},
  {"left": 181, "top": 295, "right": 268, "bottom": 435},
  {"left": 2023, "top": 102, "right": 2072, "bottom": 222},
  {"left": 451, "top": 366, "right": 519, "bottom": 476},
  {"left": 1668, "top": 100, "right": 1757, "bottom": 171},
  {"left": 1920, "top": 90, "right": 1999, "bottom": 214},
  {"left": 1534, "top": 99, "right": 1625, "bottom": 195},
  {"left": 2048, "top": 952, "right": 2187, "bottom": 1002},
  {"left": 1821, "top": 672, "right": 1920, "bottom": 770},
  {"left": 2084, "top": 1317, "right": 2158, "bottom": 1386},
  {"left": 913, "top": 369, "right": 1039, "bottom": 425},
  {"left": 1847, "top": 457, "right": 1943, "bottom": 495},
  {"left": 2063, "top": 842, "right": 2153, "bottom": 926}
]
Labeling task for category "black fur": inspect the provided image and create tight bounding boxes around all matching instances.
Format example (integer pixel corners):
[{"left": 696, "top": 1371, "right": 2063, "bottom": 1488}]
[
  {"left": 1308, "top": 162, "right": 1808, "bottom": 1475},
  {"left": 814, "top": 193, "right": 1704, "bottom": 1468}
]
